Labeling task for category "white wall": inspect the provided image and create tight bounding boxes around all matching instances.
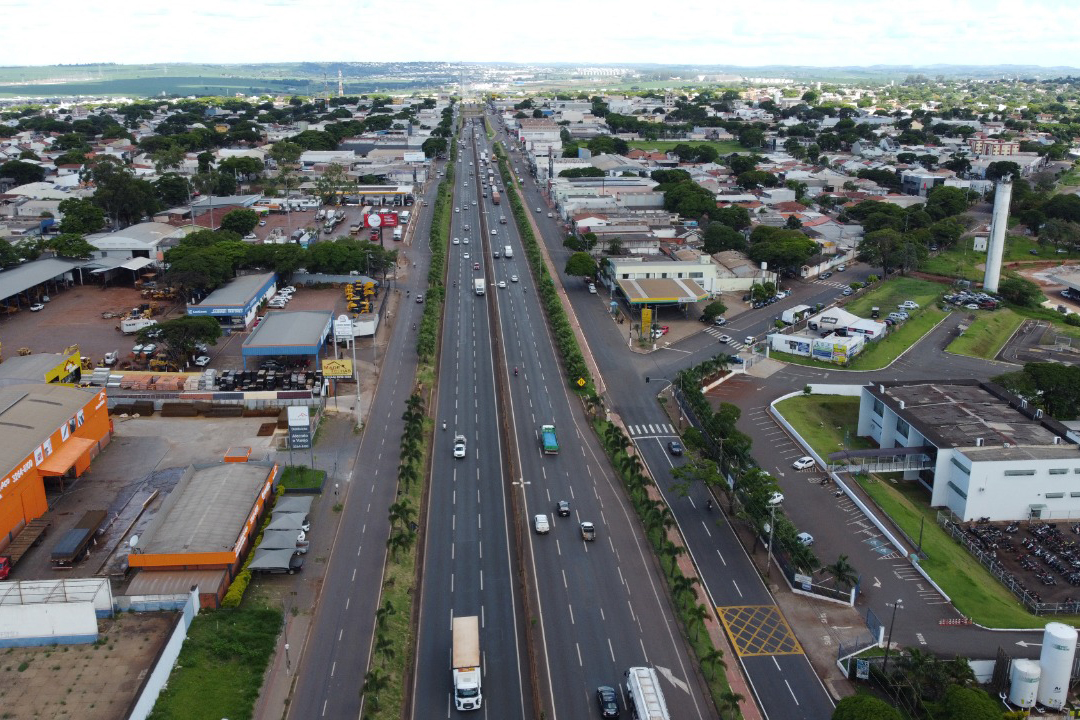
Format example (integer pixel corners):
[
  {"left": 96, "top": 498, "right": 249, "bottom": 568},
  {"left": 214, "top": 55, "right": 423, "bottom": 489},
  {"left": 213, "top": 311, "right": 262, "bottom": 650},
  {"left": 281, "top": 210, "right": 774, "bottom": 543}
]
[
  {"left": 0, "top": 602, "right": 97, "bottom": 646},
  {"left": 126, "top": 587, "right": 198, "bottom": 720}
]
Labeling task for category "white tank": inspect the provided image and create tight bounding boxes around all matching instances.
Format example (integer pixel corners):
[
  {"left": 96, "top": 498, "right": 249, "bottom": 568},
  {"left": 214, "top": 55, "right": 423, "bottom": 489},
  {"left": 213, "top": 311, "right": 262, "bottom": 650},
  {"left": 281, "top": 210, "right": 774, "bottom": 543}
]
[
  {"left": 1037, "top": 622, "right": 1077, "bottom": 709},
  {"left": 1008, "top": 658, "right": 1040, "bottom": 708}
]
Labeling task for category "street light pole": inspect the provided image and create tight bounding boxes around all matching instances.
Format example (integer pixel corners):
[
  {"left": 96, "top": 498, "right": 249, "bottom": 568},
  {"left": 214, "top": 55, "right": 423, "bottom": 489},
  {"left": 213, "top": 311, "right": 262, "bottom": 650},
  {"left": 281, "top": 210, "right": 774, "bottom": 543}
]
[
  {"left": 882, "top": 599, "right": 903, "bottom": 676},
  {"left": 766, "top": 501, "right": 778, "bottom": 577}
]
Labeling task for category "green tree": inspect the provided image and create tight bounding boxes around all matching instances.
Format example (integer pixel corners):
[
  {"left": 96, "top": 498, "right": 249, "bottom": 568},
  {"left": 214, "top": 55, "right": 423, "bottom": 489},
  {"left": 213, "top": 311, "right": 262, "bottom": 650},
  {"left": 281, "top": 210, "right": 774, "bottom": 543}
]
[
  {"left": 564, "top": 252, "right": 598, "bottom": 278},
  {"left": 559, "top": 167, "right": 606, "bottom": 178},
  {"left": 702, "top": 222, "right": 746, "bottom": 254},
  {"left": 47, "top": 233, "right": 96, "bottom": 259},
  {"left": 314, "top": 163, "right": 353, "bottom": 205},
  {"left": 831, "top": 694, "right": 901, "bottom": 720},
  {"left": 269, "top": 141, "right": 303, "bottom": 167},
  {"left": 823, "top": 555, "right": 858, "bottom": 590},
  {"left": 737, "top": 127, "right": 765, "bottom": 148},
  {"left": 997, "top": 276, "right": 1042, "bottom": 307},
  {"left": 87, "top": 157, "right": 159, "bottom": 227},
  {"left": 136, "top": 315, "right": 221, "bottom": 370},
  {"left": 986, "top": 160, "right": 1021, "bottom": 181},
  {"left": 154, "top": 173, "right": 191, "bottom": 207},
  {"left": 421, "top": 137, "right": 447, "bottom": 157},
  {"left": 701, "top": 300, "right": 727, "bottom": 321},
  {"left": 1041, "top": 218, "right": 1080, "bottom": 249},
  {"left": 713, "top": 205, "right": 751, "bottom": 231},
  {"left": 860, "top": 228, "right": 903, "bottom": 277},
  {"left": 0, "top": 159, "right": 45, "bottom": 185},
  {"left": 940, "top": 685, "right": 1002, "bottom": 720},
  {"left": 57, "top": 197, "right": 106, "bottom": 235},
  {"left": 926, "top": 185, "right": 971, "bottom": 218},
  {"left": 1043, "top": 193, "right": 1080, "bottom": 224},
  {"left": 220, "top": 208, "right": 259, "bottom": 236}
]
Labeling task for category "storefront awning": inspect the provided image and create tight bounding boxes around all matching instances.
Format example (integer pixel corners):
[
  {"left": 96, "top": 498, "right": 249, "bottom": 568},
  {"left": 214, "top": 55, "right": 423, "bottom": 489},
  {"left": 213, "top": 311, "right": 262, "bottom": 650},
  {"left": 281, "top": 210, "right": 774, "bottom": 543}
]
[{"left": 38, "top": 437, "right": 95, "bottom": 477}]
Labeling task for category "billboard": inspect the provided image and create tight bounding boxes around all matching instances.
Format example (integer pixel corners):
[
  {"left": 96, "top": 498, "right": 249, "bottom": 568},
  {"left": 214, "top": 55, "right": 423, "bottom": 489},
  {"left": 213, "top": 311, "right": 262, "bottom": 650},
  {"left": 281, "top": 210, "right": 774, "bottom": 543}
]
[
  {"left": 366, "top": 212, "right": 399, "bottom": 228},
  {"left": 322, "top": 358, "right": 354, "bottom": 379},
  {"left": 404, "top": 152, "right": 426, "bottom": 163}
]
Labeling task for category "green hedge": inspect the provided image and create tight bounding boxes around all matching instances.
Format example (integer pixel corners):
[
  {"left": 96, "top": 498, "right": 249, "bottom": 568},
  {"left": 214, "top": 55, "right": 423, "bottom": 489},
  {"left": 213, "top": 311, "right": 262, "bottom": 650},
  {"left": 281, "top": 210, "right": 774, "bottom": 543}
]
[
  {"left": 492, "top": 144, "right": 593, "bottom": 395},
  {"left": 416, "top": 137, "right": 455, "bottom": 361}
]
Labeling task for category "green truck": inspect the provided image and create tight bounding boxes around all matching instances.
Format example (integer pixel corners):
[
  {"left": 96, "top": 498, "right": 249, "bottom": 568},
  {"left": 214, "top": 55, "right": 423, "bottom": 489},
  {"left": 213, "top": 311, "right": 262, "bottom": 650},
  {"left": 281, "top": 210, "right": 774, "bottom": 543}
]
[{"left": 541, "top": 424, "right": 559, "bottom": 455}]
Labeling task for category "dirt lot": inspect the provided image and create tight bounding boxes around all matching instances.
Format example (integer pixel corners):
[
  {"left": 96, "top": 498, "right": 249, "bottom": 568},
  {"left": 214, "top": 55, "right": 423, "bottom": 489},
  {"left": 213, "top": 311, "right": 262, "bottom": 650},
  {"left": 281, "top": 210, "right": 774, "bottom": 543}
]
[{"left": 0, "top": 611, "right": 174, "bottom": 720}]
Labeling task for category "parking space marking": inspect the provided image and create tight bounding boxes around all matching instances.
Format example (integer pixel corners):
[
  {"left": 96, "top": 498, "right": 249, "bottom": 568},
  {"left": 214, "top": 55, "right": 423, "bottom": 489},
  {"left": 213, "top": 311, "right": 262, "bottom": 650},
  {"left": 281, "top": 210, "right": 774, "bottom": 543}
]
[{"left": 718, "top": 605, "right": 803, "bottom": 657}]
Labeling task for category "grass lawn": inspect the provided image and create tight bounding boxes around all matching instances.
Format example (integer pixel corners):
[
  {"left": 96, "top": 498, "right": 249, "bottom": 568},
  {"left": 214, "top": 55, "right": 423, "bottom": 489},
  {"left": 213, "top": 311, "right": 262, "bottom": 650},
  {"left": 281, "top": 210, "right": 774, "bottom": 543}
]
[
  {"left": 148, "top": 605, "right": 282, "bottom": 720},
  {"left": 278, "top": 465, "right": 326, "bottom": 491},
  {"left": 774, "top": 396, "right": 874, "bottom": 457},
  {"left": 1057, "top": 161, "right": 1080, "bottom": 189},
  {"left": 627, "top": 139, "right": 744, "bottom": 155},
  {"left": 845, "top": 277, "right": 946, "bottom": 317},
  {"left": 920, "top": 234, "right": 1080, "bottom": 281},
  {"left": 947, "top": 308, "right": 1024, "bottom": 360}
]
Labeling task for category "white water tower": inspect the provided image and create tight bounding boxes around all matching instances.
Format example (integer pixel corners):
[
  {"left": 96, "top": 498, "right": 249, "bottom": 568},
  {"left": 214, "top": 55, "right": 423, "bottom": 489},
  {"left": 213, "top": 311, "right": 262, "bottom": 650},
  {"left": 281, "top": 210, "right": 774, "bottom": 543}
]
[
  {"left": 1037, "top": 622, "right": 1077, "bottom": 709},
  {"left": 1008, "top": 658, "right": 1040, "bottom": 708},
  {"left": 982, "top": 176, "right": 1013, "bottom": 294}
]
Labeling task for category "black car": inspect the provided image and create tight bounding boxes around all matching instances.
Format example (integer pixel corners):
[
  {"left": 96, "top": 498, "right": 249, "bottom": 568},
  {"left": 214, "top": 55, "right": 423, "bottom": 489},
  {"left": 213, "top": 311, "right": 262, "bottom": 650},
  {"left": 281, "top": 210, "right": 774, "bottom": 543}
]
[
  {"left": 667, "top": 440, "right": 684, "bottom": 456},
  {"left": 596, "top": 686, "right": 620, "bottom": 718},
  {"left": 556, "top": 500, "right": 571, "bottom": 517}
]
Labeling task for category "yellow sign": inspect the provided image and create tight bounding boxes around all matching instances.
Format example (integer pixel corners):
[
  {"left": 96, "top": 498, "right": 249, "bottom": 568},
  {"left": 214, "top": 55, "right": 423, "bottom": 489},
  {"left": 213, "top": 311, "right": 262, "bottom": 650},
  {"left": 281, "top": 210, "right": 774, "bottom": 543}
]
[
  {"left": 321, "top": 358, "right": 354, "bottom": 379},
  {"left": 46, "top": 348, "right": 83, "bottom": 385},
  {"left": 576, "top": 377, "right": 586, "bottom": 387},
  {"left": 641, "top": 308, "right": 653, "bottom": 334}
]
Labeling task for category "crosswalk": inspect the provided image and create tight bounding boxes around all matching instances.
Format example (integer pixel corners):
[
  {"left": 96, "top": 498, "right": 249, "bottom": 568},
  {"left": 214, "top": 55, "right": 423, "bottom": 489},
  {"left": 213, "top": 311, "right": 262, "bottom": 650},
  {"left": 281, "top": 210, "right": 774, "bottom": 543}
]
[
  {"left": 703, "top": 327, "right": 747, "bottom": 350},
  {"left": 811, "top": 279, "right": 850, "bottom": 289},
  {"left": 627, "top": 422, "right": 678, "bottom": 438}
]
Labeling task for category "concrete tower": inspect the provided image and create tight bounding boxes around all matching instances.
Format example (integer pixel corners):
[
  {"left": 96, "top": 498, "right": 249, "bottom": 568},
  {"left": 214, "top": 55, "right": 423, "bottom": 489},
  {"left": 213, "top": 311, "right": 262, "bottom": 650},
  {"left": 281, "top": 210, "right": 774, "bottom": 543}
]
[{"left": 983, "top": 175, "right": 1013, "bottom": 293}]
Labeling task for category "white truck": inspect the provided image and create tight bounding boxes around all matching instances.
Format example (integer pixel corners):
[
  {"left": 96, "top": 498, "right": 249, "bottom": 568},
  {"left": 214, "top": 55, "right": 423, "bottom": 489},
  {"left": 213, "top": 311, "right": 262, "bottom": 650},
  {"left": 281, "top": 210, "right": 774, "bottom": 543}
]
[
  {"left": 503, "top": 245, "right": 513, "bottom": 259},
  {"left": 781, "top": 304, "right": 812, "bottom": 325},
  {"left": 452, "top": 616, "right": 482, "bottom": 711},
  {"left": 474, "top": 278, "right": 486, "bottom": 296},
  {"left": 626, "top": 667, "right": 670, "bottom": 720},
  {"left": 120, "top": 317, "right": 158, "bottom": 335}
]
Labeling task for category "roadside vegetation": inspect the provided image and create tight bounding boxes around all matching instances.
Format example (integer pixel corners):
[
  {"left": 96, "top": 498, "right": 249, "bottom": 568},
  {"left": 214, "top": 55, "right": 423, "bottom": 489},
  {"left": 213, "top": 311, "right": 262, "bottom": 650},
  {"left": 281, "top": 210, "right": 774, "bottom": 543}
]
[
  {"left": 775, "top": 394, "right": 1080, "bottom": 629},
  {"left": 945, "top": 308, "right": 1024, "bottom": 360},
  {"left": 277, "top": 464, "right": 326, "bottom": 491},
  {"left": 627, "top": 139, "right": 743, "bottom": 155}
]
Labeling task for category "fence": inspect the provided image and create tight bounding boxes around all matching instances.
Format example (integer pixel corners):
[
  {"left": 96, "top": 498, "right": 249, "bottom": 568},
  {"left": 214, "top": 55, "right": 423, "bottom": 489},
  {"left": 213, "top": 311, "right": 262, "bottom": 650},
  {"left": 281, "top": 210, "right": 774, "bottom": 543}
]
[{"left": 937, "top": 511, "right": 1080, "bottom": 616}]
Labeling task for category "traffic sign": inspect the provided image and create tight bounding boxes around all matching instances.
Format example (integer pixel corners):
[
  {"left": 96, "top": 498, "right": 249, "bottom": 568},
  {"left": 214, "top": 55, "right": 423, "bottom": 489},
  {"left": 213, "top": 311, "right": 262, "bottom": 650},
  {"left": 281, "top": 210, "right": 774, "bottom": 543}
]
[{"left": 576, "top": 377, "right": 586, "bottom": 387}]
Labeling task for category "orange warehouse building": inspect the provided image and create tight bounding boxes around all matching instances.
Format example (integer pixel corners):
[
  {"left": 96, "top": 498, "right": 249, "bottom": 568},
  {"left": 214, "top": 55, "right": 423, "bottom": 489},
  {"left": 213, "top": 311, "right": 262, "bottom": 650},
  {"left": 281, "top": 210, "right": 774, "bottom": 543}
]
[{"left": 0, "top": 384, "right": 112, "bottom": 541}]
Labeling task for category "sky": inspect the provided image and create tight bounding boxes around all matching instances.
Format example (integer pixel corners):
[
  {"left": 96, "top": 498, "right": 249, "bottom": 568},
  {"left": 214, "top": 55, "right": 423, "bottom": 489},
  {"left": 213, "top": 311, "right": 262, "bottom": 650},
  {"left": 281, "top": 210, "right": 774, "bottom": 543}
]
[{"left": 5, "top": 0, "right": 1080, "bottom": 68}]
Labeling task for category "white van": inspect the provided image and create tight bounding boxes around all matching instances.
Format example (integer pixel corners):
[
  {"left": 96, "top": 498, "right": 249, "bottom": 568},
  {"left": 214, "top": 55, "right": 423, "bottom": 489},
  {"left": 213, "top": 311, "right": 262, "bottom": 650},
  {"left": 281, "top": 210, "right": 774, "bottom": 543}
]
[{"left": 503, "top": 245, "right": 513, "bottom": 259}]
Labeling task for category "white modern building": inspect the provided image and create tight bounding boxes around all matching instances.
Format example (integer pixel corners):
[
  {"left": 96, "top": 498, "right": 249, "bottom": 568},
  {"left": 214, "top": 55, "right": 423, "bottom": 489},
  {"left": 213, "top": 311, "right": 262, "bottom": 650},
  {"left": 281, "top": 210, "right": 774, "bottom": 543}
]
[
  {"left": 85, "top": 221, "right": 189, "bottom": 263},
  {"left": 857, "top": 381, "right": 1080, "bottom": 522}
]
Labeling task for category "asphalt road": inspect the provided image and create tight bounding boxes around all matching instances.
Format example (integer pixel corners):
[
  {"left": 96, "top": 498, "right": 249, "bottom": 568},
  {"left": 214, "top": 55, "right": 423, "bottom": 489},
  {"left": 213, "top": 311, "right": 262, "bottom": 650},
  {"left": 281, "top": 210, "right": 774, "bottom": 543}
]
[
  {"left": 492, "top": 112, "right": 838, "bottom": 717},
  {"left": 287, "top": 165, "right": 441, "bottom": 717},
  {"left": 414, "top": 121, "right": 715, "bottom": 720},
  {"left": 411, "top": 132, "right": 531, "bottom": 720}
]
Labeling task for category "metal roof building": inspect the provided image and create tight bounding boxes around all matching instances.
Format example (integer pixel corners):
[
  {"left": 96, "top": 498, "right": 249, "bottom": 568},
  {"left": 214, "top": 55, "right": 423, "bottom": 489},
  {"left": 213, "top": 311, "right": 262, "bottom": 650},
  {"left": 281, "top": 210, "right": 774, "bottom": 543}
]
[
  {"left": 0, "top": 257, "right": 84, "bottom": 307},
  {"left": 128, "top": 462, "right": 277, "bottom": 571},
  {"left": 186, "top": 272, "right": 277, "bottom": 328},
  {"left": 240, "top": 311, "right": 333, "bottom": 368}
]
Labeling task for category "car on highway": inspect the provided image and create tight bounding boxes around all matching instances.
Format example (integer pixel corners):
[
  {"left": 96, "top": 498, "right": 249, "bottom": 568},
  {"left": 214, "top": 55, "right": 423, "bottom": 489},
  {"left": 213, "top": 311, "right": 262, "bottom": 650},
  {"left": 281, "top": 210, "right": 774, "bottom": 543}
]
[
  {"left": 463, "top": 252, "right": 470, "bottom": 259},
  {"left": 193, "top": 355, "right": 211, "bottom": 367},
  {"left": 511, "top": 275, "right": 519, "bottom": 283},
  {"left": 744, "top": 336, "right": 755, "bottom": 346},
  {"left": 472, "top": 200, "right": 478, "bottom": 206},
  {"left": 453, "top": 237, "right": 460, "bottom": 244},
  {"left": 455, "top": 207, "right": 460, "bottom": 213},
  {"left": 453, "top": 436, "right": 466, "bottom": 458},
  {"left": 580, "top": 522, "right": 596, "bottom": 541},
  {"left": 463, "top": 237, "right": 470, "bottom": 244},
  {"left": 837, "top": 264, "right": 847, "bottom": 272},
  {"left": 596, "top": 686, "right": 620, "bottom": 718},
  {"left": 29, "top": 303, "right": 44, "bottom": 312},
  {"left": 473, "top": 262, "right": 481, "bottom": 270},
  {"left": 547, "top": 212, "right": 553, "bottom": 218},
  {"left": 498, "top": 280, "right": 507, "bottom": 289},
  {"left": 667, "top": 440, "right": 683, "bottom": 456},
  {"left": 416, "top": 294, "right": 424, "bottom": 303},
  {"left": 821, "top": 271, "right": 833, "bottom": 279},
  {"left": 534, "top": 514, "right": 550, "bottom": 534},
  {"left": 792, "top": 456, "right": 815, "bottom": 470},
  {"left": 556, "top": 500, "right": 570, "bottom": 517},
  {"left": 491, "top": 229, "right": 498, "bottom": 235},
  {"left": 713, "top": 317, "right": 727, "bottom": 326},
  {"left": 536, "top": 207, "right": 541, "bottom": 213},
  {"left": 717, "top": 334, "right": 732, "bottom": 344},
  {"left": 841, "top": 287, "right": 853, "bottom": 296}
]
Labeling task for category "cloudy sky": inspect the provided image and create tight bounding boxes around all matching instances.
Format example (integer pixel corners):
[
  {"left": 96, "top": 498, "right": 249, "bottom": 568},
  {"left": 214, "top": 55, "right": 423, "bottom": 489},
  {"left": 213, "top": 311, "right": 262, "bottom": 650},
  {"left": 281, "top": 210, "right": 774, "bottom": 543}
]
[{"left": 6, "top": 0, "right": 1080, "bottom": 67}]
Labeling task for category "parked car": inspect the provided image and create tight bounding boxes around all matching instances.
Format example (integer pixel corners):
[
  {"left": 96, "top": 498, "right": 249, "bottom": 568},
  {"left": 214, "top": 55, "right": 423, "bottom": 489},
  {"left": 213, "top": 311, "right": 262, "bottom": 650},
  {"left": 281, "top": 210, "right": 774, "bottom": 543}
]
[
  {"left": 796, "top": 532, "right": 815, "bottom": 546},
  {"left": 841, "top": 288, "right": 853, "bottom": 296},
  {"left": 193, "top": 356, "right": 211, "bottom": 367},
  {"left": 837, "top": 264, "right": 847, "bottom": 272},
  {"left": 713, "top": 317, "right": 727, "bottom": 326},
  {"left": 29, "top": 303, "right": 44, "bottom": 312},
  {"left": 792, "top": 456, "right": 816, "bottom": 470}
]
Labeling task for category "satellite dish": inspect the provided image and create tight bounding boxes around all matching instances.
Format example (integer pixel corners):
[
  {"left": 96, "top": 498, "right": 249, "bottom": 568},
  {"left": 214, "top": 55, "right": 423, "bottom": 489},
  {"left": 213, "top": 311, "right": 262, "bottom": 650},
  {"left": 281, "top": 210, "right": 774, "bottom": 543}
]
[{"left": 128, "top": 535, "right": 139, "bottom": 549}]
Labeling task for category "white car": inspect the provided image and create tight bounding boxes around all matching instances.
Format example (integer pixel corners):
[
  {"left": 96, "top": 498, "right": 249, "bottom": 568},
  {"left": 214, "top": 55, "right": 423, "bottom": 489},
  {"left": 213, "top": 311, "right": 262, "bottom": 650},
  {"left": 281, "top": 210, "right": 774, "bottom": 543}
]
[
  {"left": 534, "top": 514, "right": 550, "bottom": 534},
  {"left": 717, "top": 334, "right": 732, "bottom": 344},
  {"left": 491, "top": 229, "right": 497, "bottom": 236},
  {"left": 268, "top": 300, "right": 287, "bottom": 309},
  {"left": 282, "top": 286, "right": 296, "bottom": 293},
  {"left": 131, "top": 344, "right": 145, "bottom": 354},
  {"left": 193, "top": 356, "right": 211, "bottom": 367},
  {"left": 455, "top": 207, "right": 460, "bottom": 213},
  {"left": 498, "top": 280, "right": 507, "bottom": 289},
  {"left": 453, "top": 237, "right": 460, "bottom": 245},
  {"left": 769, "top": 491, "right": 785, "bottom": 506},
  {"left": 796, "top": 532, "right": 814, "bottom": 546},
  {"left": 259, "top": 220, "right": 267, "bottom": 226},
  {"left": 244, "top": 233, "right": 257, "bottom": 240},
  {"left": 29, "top": 303, "right": 44, "bottom": 312},
  {"left": 463, "top": 237, "right": 470, "bottom": 244},
  {"left": 472, "top": 200, "right": 478, "bottom": 206},
  {"left": 510, "top": 275, "right": 519, "bottom": 283},
  {"left": 141, "top": 344, "right": 157, "bottom": 355},
  {"left": 792, "top": 456, "right": 816, "bottom": 470},
  {"left": 899, "top": 301, "right": 920, "bottom": 310},
  {"left": 463, "top": 253, "right": 470, "bottom": 259},
  {"left": 453, "top": 439, "right": 466, "bottom": 458}
]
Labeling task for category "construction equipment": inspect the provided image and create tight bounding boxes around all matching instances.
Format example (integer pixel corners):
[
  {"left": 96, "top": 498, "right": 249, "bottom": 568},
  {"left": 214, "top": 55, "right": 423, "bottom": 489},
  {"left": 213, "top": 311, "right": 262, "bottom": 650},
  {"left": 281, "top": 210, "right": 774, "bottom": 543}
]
[{"left": 18, "top": 347, "right": 31, "bottom": 356}]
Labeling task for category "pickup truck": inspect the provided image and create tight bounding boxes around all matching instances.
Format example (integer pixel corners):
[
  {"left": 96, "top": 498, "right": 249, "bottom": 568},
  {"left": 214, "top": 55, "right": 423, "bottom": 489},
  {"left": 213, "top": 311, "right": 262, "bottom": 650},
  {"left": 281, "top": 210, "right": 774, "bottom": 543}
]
[{"left": 580, "top": 522, "right": 596, "bottom": 542}]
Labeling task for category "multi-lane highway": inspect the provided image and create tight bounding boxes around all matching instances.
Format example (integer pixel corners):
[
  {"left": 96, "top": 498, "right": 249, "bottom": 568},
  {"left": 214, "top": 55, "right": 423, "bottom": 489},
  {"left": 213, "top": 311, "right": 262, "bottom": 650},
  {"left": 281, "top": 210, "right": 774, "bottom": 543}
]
[
  {"left": 411, "top": 119, "right": 714, "bottom": 720},
  {"left": 490, "top": 110, "right": 838, "bottom": 717}
]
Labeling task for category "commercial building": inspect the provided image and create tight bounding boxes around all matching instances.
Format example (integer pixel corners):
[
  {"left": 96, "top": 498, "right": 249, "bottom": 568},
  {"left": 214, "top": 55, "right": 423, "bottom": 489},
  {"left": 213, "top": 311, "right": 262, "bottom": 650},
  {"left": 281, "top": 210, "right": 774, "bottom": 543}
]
[
  {"left": 602, "top": 254, "right": 712, "bottom": 308},
  {"left": 127, "top": 461, "right": 278, "bottom": 607},
  {"left": 85, "top": 221, "right": 186, "bottom": 264},
  {"left": 768, "top": 332, "right": 865, "bottom": 364},
  {"left": 0, "top": 348, "right": 85, "bottom": 386},
  {"left": 241, "top": 311, "right": 333, "bottom": 369},
  {"left": 186, "top": 272, "right": 277, "bottom": 329},
  {"left": 0, "top": 384, "right": 112, "bottom": 541},
  {"left": 856, "top": 380, "right": 1079, "bottom": 522}
]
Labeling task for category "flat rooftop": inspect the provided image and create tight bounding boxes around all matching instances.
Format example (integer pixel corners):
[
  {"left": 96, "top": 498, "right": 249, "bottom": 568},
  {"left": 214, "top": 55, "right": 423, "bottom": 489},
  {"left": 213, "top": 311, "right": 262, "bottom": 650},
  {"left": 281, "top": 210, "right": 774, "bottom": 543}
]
[
  {"left": 0, "top": 384, "right": 99, "bottom": 479},
  {"left": 243, "top": 311, "right": 332, "bottom": 350},
  {"left": 137, "top": 463, "right": 274, "bottom": 555},
  {"left": 193, "top": 272, "right": 274, "bottom": 309},
  {"left": 868, "top": 380, "right": 1071, "bottom": 451}
]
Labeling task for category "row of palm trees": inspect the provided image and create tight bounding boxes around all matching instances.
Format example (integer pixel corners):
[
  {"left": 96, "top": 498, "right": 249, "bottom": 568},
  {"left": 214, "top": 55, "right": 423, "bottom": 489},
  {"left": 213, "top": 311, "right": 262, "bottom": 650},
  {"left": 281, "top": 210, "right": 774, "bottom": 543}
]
[{"left": 600, "top": 419, "right": 746, "bottom": 719}]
